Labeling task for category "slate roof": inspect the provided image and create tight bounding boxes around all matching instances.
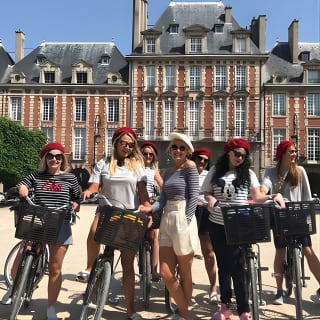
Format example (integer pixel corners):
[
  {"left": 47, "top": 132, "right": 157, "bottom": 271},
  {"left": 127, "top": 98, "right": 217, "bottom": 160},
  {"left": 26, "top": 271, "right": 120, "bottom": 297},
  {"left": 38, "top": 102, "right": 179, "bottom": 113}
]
[
  {"left": 132, "top": 1, "right": 261, "bottom": 55},
  {"left": 1, "top": 42, "right": 129, "bottom": 84},
  {"left": 0, "top": 43, "right": 14, "bottom": 80}
]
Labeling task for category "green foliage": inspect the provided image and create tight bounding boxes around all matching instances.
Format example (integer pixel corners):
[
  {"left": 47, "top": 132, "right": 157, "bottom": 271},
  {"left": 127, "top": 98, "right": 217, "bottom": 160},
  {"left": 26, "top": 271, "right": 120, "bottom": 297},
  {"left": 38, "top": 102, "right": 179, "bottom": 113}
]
[{"left": 0, "top": 117, "right": 47, "bottom": 189}]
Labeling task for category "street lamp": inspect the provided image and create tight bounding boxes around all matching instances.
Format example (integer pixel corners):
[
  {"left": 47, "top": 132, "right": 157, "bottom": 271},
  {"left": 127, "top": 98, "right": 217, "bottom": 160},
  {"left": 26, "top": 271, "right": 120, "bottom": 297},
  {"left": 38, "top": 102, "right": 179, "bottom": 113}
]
[
  {"left": 92, "top": 115, "right": 101, "bottom": 168},
  {"left": 291, "top": 113, "right": 298, "bottom": 147}
]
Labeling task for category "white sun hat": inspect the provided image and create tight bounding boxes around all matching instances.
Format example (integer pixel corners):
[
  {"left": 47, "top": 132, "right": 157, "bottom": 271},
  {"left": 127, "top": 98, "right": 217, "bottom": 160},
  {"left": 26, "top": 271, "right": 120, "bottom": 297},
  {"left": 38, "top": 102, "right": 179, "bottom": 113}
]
[{"left": 169, "top": 132, "right": 194, "bottom": 153}]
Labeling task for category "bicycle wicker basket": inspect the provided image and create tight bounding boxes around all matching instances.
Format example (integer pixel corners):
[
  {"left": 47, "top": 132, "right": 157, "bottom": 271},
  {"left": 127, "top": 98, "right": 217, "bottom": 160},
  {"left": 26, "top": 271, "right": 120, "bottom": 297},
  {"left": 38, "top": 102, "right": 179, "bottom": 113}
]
[
  {"left": 15, "top": 202, "right": 66, "bottom": 244},
  {"left": 274, "top": 201, "right": 316, "bottom": 237},
  {"left": 222, "top": 204, "right": 272, "bottom": 245},
  {"left": 94, "top": 205, "right": 149, "bottom": 252}
]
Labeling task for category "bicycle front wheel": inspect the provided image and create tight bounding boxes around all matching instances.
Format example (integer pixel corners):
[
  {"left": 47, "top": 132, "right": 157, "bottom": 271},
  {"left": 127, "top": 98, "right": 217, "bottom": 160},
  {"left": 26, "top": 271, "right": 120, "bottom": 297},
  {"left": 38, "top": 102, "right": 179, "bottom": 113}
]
[
  {"left": 10, "top": 254, "right": 33, "bottom": 320},
  {"left": 284, "top": 248, "right": 293, "bottom": 298},
  {"left": 293, "top": 247, "right": 303, "bottom": 320},
  {"left": 141, "top": 241, "right": 151, "bottom": 309},
  {"left": 80, "top": 260, "right": 112, "bottom": 320},
  {"left": 248, "top": 256, "right": 259, "bottom": 320}
]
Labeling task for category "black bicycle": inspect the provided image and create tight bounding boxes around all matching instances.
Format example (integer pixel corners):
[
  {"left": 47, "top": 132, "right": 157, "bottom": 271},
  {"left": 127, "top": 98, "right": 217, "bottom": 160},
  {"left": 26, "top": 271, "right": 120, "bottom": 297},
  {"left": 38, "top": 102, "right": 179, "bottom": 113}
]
[
  {"left": 221, "top": 203, "right": 272, "bottom": 320},
  {"left": 80, "top": 196, "right": 148, "bottom": 320},
  {"left": 273, "top": 200, "right": 317, "bottom": 320}
]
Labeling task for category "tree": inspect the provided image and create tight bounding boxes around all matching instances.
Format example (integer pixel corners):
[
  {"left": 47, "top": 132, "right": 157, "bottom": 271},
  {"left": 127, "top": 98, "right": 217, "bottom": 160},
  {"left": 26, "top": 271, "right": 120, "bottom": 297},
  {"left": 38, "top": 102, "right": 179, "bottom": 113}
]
[{"left": 0, "top": 117, "right": 47, "bottom": 189}]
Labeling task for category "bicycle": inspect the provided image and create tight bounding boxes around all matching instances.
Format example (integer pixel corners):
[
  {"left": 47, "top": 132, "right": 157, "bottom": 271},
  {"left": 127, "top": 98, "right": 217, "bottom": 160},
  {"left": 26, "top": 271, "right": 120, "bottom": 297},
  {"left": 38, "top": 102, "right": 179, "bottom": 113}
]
[
  {"left": 273, "top": 200, "right": 317, "bottom": 320},
  {"left": 80, "top": 195, "right": 148, "bottom": 320},
  {"left": 221, "top": 203, "right": 272, "bottom": 320}
]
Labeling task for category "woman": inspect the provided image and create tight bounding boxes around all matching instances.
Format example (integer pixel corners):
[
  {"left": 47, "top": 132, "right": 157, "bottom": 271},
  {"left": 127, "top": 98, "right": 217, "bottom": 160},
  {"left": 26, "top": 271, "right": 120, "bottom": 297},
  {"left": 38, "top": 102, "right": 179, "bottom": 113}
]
[
  {"left": 140, "top": 132, "right": 199, "bottom": 320},
  {"left": 140, "top": 141, "right": 163, "bottom": 281},
  {"left": 191, "top": 147, "right": 218, "bottom": 304},
  {"left": 77, "top": 127, "right": 151, "bottom": 320},
  {"left": 1, "top": 142, "right": 81, "bottom": 320},
  {"left": 201, "top": 138, "right": 284, "bottom": 320},
  {"left": 261, "top": 140, "right": 320, "bottom": 305}
]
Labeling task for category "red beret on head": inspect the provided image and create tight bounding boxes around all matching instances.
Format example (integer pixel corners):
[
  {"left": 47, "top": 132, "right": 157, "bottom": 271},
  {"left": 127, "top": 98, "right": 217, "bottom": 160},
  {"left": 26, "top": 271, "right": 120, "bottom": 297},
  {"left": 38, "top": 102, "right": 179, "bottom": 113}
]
[
  {"left": 141, "top": 141, "right": 158, "bottom": 155},
  {"left": 112, "top": 127, "right": 136, "bottom": 143},
  {"left": 40, "top": 142, "right": 65, "bottom": 158},
  {"left": 224, "top": 138, "right": 251, "bottom": 153},
  {"left": 275, "top": 140, "right": 294, "bottom": 161},
  {"left": 192, "top": 147, "right": 211, "bottom": 160}
]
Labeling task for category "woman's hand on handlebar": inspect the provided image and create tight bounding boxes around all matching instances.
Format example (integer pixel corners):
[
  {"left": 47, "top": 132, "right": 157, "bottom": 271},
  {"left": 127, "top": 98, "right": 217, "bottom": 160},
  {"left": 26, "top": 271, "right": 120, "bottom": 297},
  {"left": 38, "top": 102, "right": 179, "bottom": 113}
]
[{"left": 18, "top": 184, "right": 29, "bottom": 198}]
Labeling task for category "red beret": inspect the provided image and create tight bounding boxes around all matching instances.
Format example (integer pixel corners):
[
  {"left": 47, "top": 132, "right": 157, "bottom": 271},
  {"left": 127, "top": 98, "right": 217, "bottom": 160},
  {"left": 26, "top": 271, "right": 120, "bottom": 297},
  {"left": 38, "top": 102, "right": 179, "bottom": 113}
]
[
  {"left": 276, "top": 140, "right": 294, "bottom": 161},
  {"left": 192, "top": 147, "right": 211, "bottom": 160},
  {"left": 141, "top": 141, "right": 158, "bottom": 155},
  {"left": 224, "top": 138, "right": 250, "bottom": 153},
  {"left": 40, "top": 142, "right": 65, "bottom": 158},
  {"left": 112, "top": 127, "right": 136, "bottom": 143}
]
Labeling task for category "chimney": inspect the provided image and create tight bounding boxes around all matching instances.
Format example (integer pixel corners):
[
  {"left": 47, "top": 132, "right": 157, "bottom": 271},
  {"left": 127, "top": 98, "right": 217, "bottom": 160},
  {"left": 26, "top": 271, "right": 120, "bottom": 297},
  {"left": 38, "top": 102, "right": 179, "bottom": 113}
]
[
  {"left": 250, "top": 15, "right": 266, "bottom": 53},
  {"left": 15, "top": 30, "right": 25, "bottom": 63},
  {"left": 225, "top": 6, "right": 232, "bottom": 24},
  {"left": 288, "top": 19, "right": 299, "bottom": 64},
  {"left": 132, "top": 0, "right": 148, "bottom": 52}
]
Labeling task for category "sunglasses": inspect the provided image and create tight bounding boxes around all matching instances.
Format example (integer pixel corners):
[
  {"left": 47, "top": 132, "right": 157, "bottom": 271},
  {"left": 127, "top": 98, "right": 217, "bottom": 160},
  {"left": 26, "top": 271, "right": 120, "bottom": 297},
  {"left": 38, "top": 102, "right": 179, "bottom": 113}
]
[
  {"left": 232, "top": 150, "right": 247, "bottom": 159},
  {"left": 119, "top": 140, "right": 135, "bottom": 149},
  {"left": 143, "top": 152, "right": 154, "bottom": 157},
  {"left": 171, "top": 144, "right": 186, "bottom": 152},
  {"left": 196, "top": 155, "right": 208, "bottom": 163},
  {"left": 46, "top": 153, "right": 63, "bottom": 161},
  {"left": 288, "top": 149, "right": 298, "bottom": 155}
]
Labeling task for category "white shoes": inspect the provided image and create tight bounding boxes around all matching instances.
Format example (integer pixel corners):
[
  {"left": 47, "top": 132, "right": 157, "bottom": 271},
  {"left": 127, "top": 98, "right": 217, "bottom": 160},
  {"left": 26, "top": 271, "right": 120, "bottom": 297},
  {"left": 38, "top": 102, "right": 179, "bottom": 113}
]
[
  {"left": 47, "top": 305, "right": 58, "bottom": 320},
  {"left": 1, "top": 284, "right": 13, "bottom": 305}
]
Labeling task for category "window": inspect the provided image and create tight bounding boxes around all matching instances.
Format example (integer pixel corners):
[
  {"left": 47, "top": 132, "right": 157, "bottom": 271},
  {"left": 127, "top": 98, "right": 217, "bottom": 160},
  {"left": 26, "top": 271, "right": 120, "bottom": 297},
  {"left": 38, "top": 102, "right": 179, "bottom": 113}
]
[
  {"left": 308, "top": 70, "right": 320, "bottom": 83},
  {"left": 77, "top": 72, "right": 87, "bottom": 84},
  {"left": 215, "top": 66, "right": 226, "bottom": 90},
  {"left": 189, "top": 101, "right": 200, "bottom": 136},
  {"left": 214, "top": 24, "right": 223, "bottom": 33},
  {"left": 308, "top": 128, "right": 320, "bottom": 161},
  {"left": 75, "top": 98, "right": 87, "bottom": 121},
  {"left": 42, "top": 127, "right": 53, "bottom": 142},
  {"left": 146, "top": 38, "right": 156, "bottom": 53},
  {"left": 300, "top": 52, "right": 310, "bottom": 62},
  {"left": 100, "top": 55, "right": 110, "bottom": 65},
  {"left": 215, "top": 100, "right": 226, "bottom": 137},
  {"left": 106, "top": 129, "right": 115, "bottom": 157},
  {"left": 44, "top": 72, "right": 55, "bottom": 84},
  {"left": 307, "top": 93, "right": 320, "bottom": 116},
  {"left": 10, "top": 97, "right": 22, "bottom": 121},
  {"left": 43, "top": 98, "right": 54, "bottom": 121},
  {"left": 190, "top": 37, "right": 202, "bottom": 53},
  {"left": 236, "top": 38, "right": 246, "bottom": 53},
  {"left": 74, "top": 128, "right": 86, "bottom": 160},
  {"left": 36, "top": 55, "right": 46, "bottom": 65},
  {"left": 169, "top": 24, "right": 179, "bottom": 34},
  {"left": 145, "top": 101, "right": 155, "bottom": 137},
  {"left": 146, "top": 66, "right": 155, "bottom": 90},
  {"left": 190, "top": 66, "right": 201, "bottom": 90},
  {"left": 234, "top": 100, "right": 246, "bottom": 136},
  {"left": 107, "top": 99, "right": 120, "bottom": 122},
  {"left": 272, "top": 93, "right": 286, "bottom": 116},
  {"left": 163, "top": 101, "right": 174, "bottom": 137},
  {"left": 273, "top": 128, "right": 286, "bottom": 159},
  {"left": 235, "top": 66, "right": 246, "bottom": 90},
  {"left": 165, "top": 66, "right": 175, "bottom": 90}
]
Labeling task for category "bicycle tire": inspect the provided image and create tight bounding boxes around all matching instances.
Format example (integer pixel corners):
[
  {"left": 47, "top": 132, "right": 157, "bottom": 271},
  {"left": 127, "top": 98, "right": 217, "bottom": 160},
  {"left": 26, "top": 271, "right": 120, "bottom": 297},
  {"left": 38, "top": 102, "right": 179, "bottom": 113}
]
[
  {"left": 248, "top": 256, "right": 259, "bottom": 320},
  {"left": 80, "top": 260, "right": 112, "bottom": 320},
  {"left": 293, "top": 247, "right": 303, "bottom": 320},
  {"left": 284, "top": 248, "right": 293, "bottom": 297},
  {"left": 141, "top": 241, "right": 151, "bottom": 309},
  {"left": 10, "top": 254, "right": 33, "bottom": 320}
]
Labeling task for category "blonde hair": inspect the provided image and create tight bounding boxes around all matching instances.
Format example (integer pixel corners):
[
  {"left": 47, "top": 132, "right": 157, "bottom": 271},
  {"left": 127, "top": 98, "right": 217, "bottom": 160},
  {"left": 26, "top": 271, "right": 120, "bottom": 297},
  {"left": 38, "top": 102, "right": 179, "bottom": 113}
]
[
  {"left": 141, "top": 145, "right": 159, "bottom": 169},
  {"left": 39, "top": 152, "right": 68, "bottom": 172}
]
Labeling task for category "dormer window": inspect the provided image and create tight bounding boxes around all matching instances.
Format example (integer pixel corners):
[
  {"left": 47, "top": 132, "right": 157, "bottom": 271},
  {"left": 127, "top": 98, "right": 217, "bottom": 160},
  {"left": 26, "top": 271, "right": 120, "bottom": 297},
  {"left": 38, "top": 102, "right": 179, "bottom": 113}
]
[
  {"left": 44, "top": 72, "right": 55, "bottom": 84},
  {"left": 146, "top": 37, "right": 156, "bottom": 53},
  {"left": 308, "top": 70, "right": 320, "bottom": 83},
  {"left": 214, "top": 24, "right": 224, "bottom": 33},
  {"left": 190, "top": 37, "right": 202, "bottom": 53},
  {"left": 141, "top": 29, "right": 162, "bottom": 54},
  {"left": 183, "top": 24, "right": 209, "bottom": 54},
  {"left": 231, "top": 29, "right": 250, "bottom": 54},
  {"left": 72, "top": 60, "right": 93, "bottom": 84},
  {"left": 235, "top": 35, "right": 246, "bottom": 53},
  {"left": 100, "top": 55, "right": 110, "bottom": 65},
  {"left": 36, "top": 55, "right": 46, "bottom": 65},
  {"left": 299, "top": 51, "right": 310, "bottom": 62},
  {"left": 169, "top": 24, "right": 179, "bottom": 34},
  {"left": 39, "top": 60, "right": 60, "bottom": 84},
  {"left": 77, "top": 72, "right": 87, "bottom": 84}
]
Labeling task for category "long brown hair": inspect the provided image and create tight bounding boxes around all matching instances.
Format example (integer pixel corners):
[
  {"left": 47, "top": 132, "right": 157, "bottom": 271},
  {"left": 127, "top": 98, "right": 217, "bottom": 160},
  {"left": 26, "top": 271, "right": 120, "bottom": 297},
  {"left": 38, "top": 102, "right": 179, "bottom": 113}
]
[{"left": 276, "top": 156, "right": 300, "bottom": 188}]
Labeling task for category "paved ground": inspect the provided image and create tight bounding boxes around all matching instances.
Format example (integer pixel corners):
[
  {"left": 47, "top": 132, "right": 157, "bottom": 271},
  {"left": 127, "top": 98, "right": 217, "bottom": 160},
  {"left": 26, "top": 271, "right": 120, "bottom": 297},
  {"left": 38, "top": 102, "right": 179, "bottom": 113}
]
[{"left": 0, "top": 204, "right": 319, "bottom": 320}]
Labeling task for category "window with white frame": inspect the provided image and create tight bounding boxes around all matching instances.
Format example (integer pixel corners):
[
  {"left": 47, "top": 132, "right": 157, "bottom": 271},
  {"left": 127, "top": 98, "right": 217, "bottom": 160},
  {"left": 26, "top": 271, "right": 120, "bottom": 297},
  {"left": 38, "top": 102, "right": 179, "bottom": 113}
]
[
  {"left": 215, "top": 66, "right": 226, "bottom": 90},
  {"left": 75, "top": 98, "right": 87, "bottom": 122},
  {"left": 307, "top": 93, "right": 320, "bottom": 116},
  {"left": 190, "top": 66, "right": 201, "bottom": 90},
  {"left": 235, "top": 66, "right": 246, "bottom": 90},
  {"left": 163, "top": 101, "right": 174, "bottom": 137},
  {"left": 234, "top": 100, "right": 246, "bottom": 136},
  {"left": 44, "top": 72, "right": 55, "bottom": 84},
  {"left": 10, "top": 97, "right": 22, "bottom": 121},
  {"left": 145, "top": 100, "right": 155, "bottom": 136},
  {"left": 43, "top": 98, "right": 54, "bottom": 121},
  {"left": 215, "top": 100, "right": 226, "bottom": 137},
  {"left": 188, "top": 101, "right": 200, "bottom": 136},
  {"left": 74, "top": 128, "right": 86, "bottom": 160},
  {"left": 146, "top": 38, "right": 156, "bottom": 53},
  {"left": 165, "top": 66, "right": 175, "bottom": 91},
  {"left": 235, "top": 38, "right": 246, "bottom": 53},
  {"left": 107, "top": 99, "right": 120, "bottom": 122},
  {"left": 308, "top": 128, "right": 320, "bottom": 161},
  {"left": 272, "top": 93, "right": 286, "bottom": 116},
  {"left": 273, "top": 128, "right": 286, "bottom": 159},
  {"left": 146, "top": 66, "right": 155, "bottom": 90},
  {"left": 42, "top": 127, "right": 53, "bottom": 142},
  {"left": 190, "top": 37, "right": 202, "bottom": 53},
  {"left": 169, "top": 24, "right": 179, "bottom": 34},
  {"left": 308, "top": 70, "right": 320, "bottom": 83},
  {"left": 77, "top": 72, "right": 87, "bottom": 84},
  {"left": 106, "top": 129, "right": 115, "bottom": 157}
]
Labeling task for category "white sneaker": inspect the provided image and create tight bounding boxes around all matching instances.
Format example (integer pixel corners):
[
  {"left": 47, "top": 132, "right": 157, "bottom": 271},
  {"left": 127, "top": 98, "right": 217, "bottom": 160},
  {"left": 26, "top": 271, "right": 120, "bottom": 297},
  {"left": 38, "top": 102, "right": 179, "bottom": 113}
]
[
  {"left": 209, "top": 291, "right": 219, "bottom": 304},
  {"left": 47, "top": 305, "right": 58, "bottom": 320},
  {"left": 1, "top": 284, "right": 13, "bottom": 305},
  {"left": 128, "top": 313, "right": 143, "bottom": 320}
]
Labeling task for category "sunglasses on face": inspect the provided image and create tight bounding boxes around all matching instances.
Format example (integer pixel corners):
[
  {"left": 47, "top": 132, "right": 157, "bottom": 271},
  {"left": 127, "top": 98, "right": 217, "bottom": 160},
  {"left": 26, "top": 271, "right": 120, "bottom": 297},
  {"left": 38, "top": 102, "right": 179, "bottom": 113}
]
[
  {"left": 288, "top": 149, "right": 298, "bottom": 155},
  {"left": 46, "top": 153, "right": 63, "bottom": 161},
  {"left": 119, "top": 140, "right": 135, "bottom": 149},
  {"left": 232, "top": 150, "right": 247, "bottom": 159},
  {"left": 143, "top": 152, "right": 154, "bottom": 157},
  {"left": 196, "top": 155, "right": 208, "bottom": 163},
  {"left": 171, "top": 144, "right": 186, "bottom": 152}
]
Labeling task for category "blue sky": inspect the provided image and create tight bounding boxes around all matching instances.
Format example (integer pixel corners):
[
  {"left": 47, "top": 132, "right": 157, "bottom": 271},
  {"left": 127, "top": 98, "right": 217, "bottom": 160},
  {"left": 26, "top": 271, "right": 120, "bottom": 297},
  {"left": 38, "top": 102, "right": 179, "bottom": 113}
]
[{"left": 0, "top": 0, "right": 319, "bottom": 57}]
